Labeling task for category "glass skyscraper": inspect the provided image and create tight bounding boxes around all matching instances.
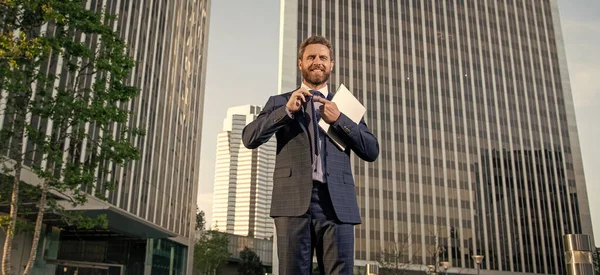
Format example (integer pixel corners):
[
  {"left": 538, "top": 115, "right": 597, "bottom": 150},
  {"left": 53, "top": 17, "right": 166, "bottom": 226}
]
[
  {"left": 0, "top": 0, "right": 211, "bottom": 273},
  {"left": 109, "top": 0, "right": 210, "bottom": 242},
  {"left": 108, "top": 0, "right": 211, "bottom": 272},
  {"left": 212, "top": 105, "right": 276, "bottom": 239},
  {"left": 279, "top": 0, "right": 593, "bottom": 274}
]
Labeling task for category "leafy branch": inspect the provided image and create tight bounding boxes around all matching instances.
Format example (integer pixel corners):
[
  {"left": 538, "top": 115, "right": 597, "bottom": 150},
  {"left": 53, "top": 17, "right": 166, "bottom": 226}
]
[{"left": 0, "top": 1, "right": 141, "bottom": 274}]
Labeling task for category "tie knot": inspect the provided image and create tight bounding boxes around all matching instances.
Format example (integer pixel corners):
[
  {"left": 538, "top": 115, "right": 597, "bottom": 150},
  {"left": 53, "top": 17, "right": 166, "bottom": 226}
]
[{"left": 310, "top": 90, "right": 324, "bottom": 98}]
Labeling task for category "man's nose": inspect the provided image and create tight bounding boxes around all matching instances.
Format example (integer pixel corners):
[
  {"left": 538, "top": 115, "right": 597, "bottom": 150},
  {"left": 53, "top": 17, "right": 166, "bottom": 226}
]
[{"left": 313, "top": 56, "right": 323, "bottom": 64}]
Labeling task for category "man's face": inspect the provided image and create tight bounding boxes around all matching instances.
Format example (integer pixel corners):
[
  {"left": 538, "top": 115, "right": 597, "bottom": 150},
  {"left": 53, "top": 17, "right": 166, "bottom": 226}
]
[{"left": 298, "top": 44, "right": 334, "bottom": 87}]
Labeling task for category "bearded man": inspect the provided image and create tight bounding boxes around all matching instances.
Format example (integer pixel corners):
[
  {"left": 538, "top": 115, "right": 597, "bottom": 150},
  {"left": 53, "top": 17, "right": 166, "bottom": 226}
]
[{"left": 242, "top": 35, "right": 379, "bottom": 275}]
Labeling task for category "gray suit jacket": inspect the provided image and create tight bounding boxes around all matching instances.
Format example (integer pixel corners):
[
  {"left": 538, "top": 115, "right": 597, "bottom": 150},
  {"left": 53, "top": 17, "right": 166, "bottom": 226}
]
[{"left": 242, "top": 90, "right": 379, "bottom": 224}]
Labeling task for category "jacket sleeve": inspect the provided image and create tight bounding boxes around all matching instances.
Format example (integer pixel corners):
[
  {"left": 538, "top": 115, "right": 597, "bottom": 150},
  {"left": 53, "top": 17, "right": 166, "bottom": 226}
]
[
  {"left": 242, "top": 95, "right": 292, "bottom": 149},
  {"left": 330, "top": 113, "right": 379, "bottom": 162}
]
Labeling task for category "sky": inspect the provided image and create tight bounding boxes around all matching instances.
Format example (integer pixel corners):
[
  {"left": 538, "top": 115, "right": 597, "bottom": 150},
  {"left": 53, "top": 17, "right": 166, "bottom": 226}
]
[{"left": 198, "top": 0, "right": 600, "bottom": 246}]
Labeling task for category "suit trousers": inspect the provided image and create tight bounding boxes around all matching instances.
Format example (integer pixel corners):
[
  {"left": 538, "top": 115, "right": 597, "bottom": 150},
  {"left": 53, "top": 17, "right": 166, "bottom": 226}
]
[{"left": 274, "top": 182, "right": 354, "bottom": 275}]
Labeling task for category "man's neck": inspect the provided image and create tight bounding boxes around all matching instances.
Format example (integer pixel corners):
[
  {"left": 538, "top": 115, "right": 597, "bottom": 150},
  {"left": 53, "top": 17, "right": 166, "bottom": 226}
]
[{"left": 302, "top": 80, "right": 327, "bottom": 91}]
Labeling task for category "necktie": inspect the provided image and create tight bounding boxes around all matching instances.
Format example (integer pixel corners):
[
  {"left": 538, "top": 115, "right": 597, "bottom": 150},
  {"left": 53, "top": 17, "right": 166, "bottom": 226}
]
[{"left": 309, "top": 90, "right": 323, "bottom": 156}]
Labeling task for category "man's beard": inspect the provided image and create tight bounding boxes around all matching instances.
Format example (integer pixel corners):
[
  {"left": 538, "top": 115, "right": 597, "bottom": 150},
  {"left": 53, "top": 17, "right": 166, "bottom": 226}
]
[{"left": 302, "top": 65, "right": 330, "bottom": 87}]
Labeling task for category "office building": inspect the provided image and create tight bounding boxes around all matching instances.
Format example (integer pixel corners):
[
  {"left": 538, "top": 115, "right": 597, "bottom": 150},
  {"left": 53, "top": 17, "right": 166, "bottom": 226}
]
[
  {"left": 0, "top": 0, "right": 211, "bottom": 274},
  {"left": 212, "top": 105, "right": 276, "bottom": 239},
  {"left": 279, "top": 0, "right": 593, "bottom": 274}
]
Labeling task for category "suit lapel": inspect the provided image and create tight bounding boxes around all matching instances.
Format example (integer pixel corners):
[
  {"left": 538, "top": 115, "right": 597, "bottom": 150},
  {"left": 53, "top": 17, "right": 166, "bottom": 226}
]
[
  {"left": 296, "top": 110, "right": 309, "bottom": 137},
  {"left": 285, "top": 88, "right": 313, "bottom": 160},
  {"left": 285, "top": 89, "right": 310, "bottom": 138},
  {"left": 328, "top": 84, "right": 336, "bottom": 100}
]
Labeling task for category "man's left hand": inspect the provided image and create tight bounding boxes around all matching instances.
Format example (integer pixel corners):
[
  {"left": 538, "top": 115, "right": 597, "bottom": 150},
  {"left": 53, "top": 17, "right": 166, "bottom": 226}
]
[{"left": 314, "top": 96, "right": 341, "bottom": 124}]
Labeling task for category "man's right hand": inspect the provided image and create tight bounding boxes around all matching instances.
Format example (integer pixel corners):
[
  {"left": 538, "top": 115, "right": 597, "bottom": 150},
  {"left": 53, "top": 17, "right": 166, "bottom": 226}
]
[{"left": 286, "top": 87, "right": 313, "bottom": 113}]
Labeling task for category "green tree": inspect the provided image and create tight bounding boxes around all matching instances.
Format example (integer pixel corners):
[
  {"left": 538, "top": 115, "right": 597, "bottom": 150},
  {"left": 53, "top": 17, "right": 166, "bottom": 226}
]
[
  {"left": 196, "top": 207, "right": 205, "bottom": 231},
  {"left": 0, "top": 1, "right": 140, "bottom": 274},
  {"left": 238, "top": 246, "right": 264, "bottom": 275},
  {"left": 194, "top": 230, "right": 230, "bottom": 275},
  {"left": 311, "top": 264, "right": 320, "bottom": 275}
]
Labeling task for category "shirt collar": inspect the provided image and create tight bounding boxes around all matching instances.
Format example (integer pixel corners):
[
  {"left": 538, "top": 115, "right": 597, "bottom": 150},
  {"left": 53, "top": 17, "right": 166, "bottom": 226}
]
[{"left": 301, "top": 82, "right": 329, "bottom": 98}]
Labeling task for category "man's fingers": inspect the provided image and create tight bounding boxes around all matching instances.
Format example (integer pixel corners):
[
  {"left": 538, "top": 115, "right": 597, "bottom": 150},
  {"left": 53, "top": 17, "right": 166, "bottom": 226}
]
[
  {"left": 296, "top": 88, "right": 312, "bottom": 97},
  {"left": 313, "top": 96, "right": 330, "bottom": 104},
  {"left": 300, "top": 89, "right": 313, "bottom": 97},
  {"left": 293, "top": 89, "right": 311, "bottom": 103},
  {"left": 299, "top": 93, "right": 306, "bottom": 102}
]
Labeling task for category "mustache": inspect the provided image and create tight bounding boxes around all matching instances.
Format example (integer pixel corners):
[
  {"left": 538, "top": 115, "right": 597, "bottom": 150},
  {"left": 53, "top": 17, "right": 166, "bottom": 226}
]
[{"left": 309, "top": 65, "right": 325, "bottom": 71}]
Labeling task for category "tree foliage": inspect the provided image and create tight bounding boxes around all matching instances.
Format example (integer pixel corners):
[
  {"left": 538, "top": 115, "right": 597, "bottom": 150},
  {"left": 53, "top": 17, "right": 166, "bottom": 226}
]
[
  {"left": 0, "top": 0, "right": 140, "bottom": 274},
  {"left": 312, "top": 264, "right": 320, "bottom": 275},
  {"left": 196, "top": 207, "right": 205, "bottom": 231},
  {"left": 238, "top": 246, "right": 264, "bottom": 275},
  {"left": 194, "top": 230, "right": 230, "bottom": 275}
]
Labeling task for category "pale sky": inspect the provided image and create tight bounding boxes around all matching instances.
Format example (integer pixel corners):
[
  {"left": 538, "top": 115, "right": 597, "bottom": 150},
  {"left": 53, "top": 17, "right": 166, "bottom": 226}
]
[{"left": 198, "top": 0, "right": 600, "bottom": 245}]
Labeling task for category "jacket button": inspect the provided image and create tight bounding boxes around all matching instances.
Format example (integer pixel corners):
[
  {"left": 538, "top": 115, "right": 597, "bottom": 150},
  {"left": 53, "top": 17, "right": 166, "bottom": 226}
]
[{"left": 327, "top": 172, "right": 330, "bottom": 176}]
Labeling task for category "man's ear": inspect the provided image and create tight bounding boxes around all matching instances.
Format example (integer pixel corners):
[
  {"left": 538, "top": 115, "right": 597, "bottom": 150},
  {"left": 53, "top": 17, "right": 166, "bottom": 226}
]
[{"left": 298, "top": 59, "right": 302, "bottom": 70}]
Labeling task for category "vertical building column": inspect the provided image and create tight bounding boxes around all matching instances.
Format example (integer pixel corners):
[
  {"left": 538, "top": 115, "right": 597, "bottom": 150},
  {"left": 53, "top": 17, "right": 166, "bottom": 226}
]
[{"left": 144, "top": 239, "right": 154, "bottom": 275}]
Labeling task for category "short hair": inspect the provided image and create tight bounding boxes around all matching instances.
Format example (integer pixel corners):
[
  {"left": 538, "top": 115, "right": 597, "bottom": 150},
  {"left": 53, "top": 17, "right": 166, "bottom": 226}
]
[{"left": 297, "top": 35, "right": 334, "bottom": 60}]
